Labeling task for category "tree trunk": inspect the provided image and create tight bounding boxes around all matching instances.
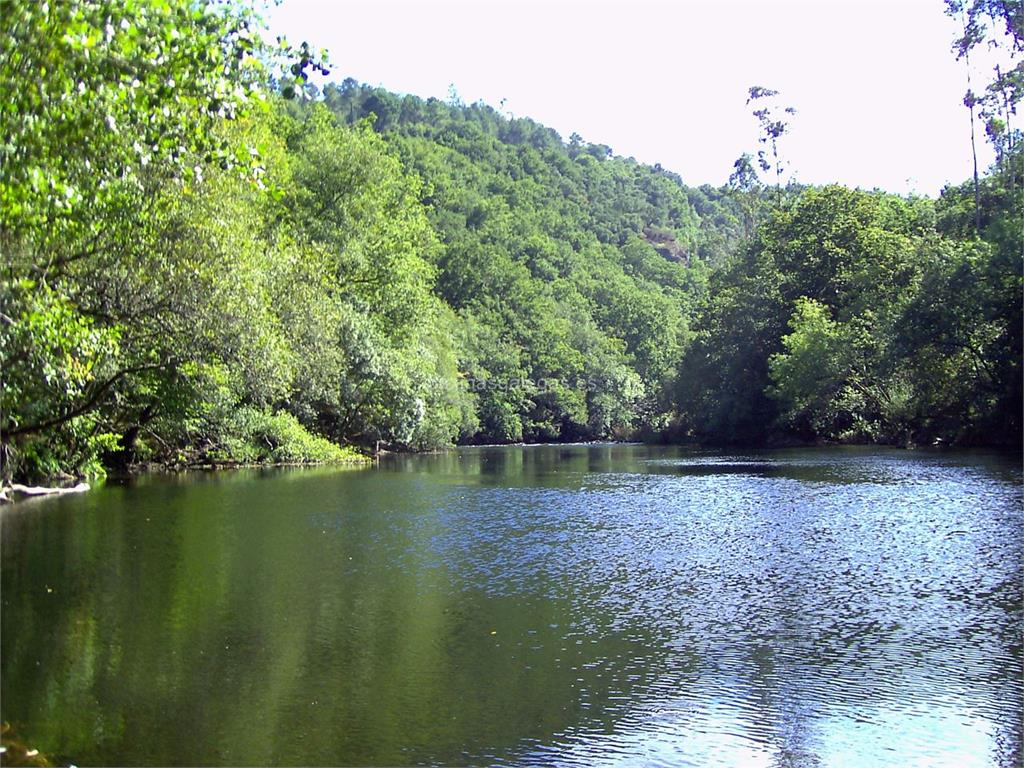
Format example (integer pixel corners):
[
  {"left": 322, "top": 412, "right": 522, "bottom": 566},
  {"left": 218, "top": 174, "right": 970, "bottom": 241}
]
[{"left": 969, "top": 97, "right": 981, "bottom": 232}]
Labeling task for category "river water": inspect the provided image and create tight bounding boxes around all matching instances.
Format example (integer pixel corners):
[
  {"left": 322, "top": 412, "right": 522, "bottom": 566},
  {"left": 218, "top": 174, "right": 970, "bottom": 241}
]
[{"left": 1, "top": 445, "right": 1021, "bottom": 766}]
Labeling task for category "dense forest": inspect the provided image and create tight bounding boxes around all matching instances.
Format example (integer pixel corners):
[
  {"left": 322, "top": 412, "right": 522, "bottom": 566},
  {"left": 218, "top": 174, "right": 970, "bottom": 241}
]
[{"left": 1, "top": 0, "right": 1020, "bottom": 482}]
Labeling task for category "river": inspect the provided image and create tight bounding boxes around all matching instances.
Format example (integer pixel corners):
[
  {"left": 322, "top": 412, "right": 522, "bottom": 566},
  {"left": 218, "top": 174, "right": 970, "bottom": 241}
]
[{"left": 1, "top": 445, "right": 1021, "bottom": 766}]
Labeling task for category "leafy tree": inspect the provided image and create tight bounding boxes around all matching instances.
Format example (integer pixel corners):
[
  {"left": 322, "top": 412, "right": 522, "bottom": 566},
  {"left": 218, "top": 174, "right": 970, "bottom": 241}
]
[{"left": 768, "top": 298, "right": 845, "bottom": 434}]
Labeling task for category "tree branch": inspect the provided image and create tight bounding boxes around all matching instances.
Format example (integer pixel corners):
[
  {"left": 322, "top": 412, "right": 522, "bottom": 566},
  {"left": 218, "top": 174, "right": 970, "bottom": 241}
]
[{"left": 2, "top": 361, "right": 173, "bottom": 438}]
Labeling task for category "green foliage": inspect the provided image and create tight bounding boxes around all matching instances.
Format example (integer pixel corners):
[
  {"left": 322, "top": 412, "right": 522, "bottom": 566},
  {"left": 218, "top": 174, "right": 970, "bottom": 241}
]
[
  {"left": 1, "top": 3, "right": 393, "bottom": 480},
  {"left": 1, "top": 282, "right": 120, "bottom": 431},
  {"left": 0, "top": 0, "right": 266, "bottom": 236},
  {"left": 318, "top": 80, "right": 724, "bottom": 443},
  {"left": 682, "top": 165, "right": 1022, "bottom": 447},
  {"left": 769, "top": 298, "right": 846, "bottom": 433},
  {"left": 1, "top": 1, "right": 1019, "bottom": 481},
  {"left": 0, "top": 281, "right": 123, "bottom": 479},
  {"left": 206, "top": 408, "right": 365, "bottom": 465}
]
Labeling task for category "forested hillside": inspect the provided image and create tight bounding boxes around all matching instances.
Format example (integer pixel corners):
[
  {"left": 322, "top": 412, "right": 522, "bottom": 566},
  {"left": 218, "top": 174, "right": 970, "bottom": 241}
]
[
  {"left": 1, "top": 0, "right": 1020, "bottom": 483},
  {"left": 315, "top": 80, "right": 749, "bottom": 443}
]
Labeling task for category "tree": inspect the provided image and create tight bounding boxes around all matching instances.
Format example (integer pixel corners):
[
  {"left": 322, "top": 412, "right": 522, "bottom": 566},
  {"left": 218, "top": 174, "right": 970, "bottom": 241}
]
[
  {"left": 0, "top": 0, "right": 272, "bottom": 477},
  {"left": 727, "top": 152, "right": 763, "bottom": 238},
  {"left": 680, "top": 186, "right": 943, "bottom": 444},
  {"left": 768, "top": 298, "right": 847, "bottom": 436},
  {"left": 746, "top": 86, "right": 797, "bottom": 200},
  {"left": 945, "top": 0, "right": 1023, "bottom": 228}
]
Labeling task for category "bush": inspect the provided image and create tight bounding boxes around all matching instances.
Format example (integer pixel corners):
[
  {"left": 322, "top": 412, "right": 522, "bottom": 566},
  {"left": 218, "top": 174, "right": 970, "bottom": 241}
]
[{"left": 208, "top": 408, "right": 366, "bottom": 465}]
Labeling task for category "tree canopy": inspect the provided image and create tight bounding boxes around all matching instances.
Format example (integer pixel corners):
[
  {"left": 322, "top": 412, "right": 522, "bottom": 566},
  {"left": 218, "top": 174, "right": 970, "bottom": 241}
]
[{"left": 1, "top": 0, "right": 1020, "bottom": 483}]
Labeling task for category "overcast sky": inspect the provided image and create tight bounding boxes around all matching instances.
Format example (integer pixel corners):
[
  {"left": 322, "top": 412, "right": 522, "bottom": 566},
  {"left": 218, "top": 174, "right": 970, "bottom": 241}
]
[{"left": 268, "top": 0, "right": 994, "bottom": 196}]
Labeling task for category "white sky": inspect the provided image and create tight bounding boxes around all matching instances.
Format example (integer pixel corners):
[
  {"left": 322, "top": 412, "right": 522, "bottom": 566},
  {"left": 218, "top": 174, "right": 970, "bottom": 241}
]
[{"left": 268, "top": 0, "right": 996, "bottom": 197}]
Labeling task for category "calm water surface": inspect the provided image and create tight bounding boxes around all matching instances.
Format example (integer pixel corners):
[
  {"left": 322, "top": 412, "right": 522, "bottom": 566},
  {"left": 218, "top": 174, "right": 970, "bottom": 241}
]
[{"left": 2, "top": 445, "right": 1021, "bottom": 766}]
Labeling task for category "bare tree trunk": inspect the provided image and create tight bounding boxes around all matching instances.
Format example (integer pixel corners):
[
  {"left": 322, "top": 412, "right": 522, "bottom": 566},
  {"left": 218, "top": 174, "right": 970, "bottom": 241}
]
[
  {"left": 959, "top": 9, "right": 982, "bottom": 233},
  {"left": 773, "top": 138, "right": 782, "bottom": 203},
  {"left": 968, "top": 93, "right": 981, "bottom": 232},
  {"left": 996, "top": 64, "right": 1015, "bottom": 190}
]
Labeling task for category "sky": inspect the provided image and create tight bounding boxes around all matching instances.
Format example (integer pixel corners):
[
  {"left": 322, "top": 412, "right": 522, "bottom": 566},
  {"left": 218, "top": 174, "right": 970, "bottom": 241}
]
[{"left": 267, "top": 0, "right": 996, "bottom": 196}]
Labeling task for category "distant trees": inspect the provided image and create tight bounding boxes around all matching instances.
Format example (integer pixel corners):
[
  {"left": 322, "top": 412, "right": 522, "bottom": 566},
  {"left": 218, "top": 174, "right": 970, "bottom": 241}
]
[
  {"left": 0, "top": 0, "right": 725, "bottom": 480},
  {"left": 672, "top": 8, "right": 1021, "bottom": 449},
  {"left": 318, "top": 81, "right": 715, "bottom": 444}
]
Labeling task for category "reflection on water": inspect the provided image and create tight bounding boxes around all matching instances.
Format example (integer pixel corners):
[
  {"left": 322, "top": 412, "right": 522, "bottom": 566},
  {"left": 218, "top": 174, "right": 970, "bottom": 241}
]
[{"left": 1, "top": 445, "right": 1021, "bottom": 766}]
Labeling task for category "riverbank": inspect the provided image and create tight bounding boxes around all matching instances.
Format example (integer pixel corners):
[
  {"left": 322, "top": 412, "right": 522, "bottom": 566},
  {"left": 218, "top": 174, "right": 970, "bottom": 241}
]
[
  {"left": 1, "top": 452, "right": 372, "bottom": 505},
  {"left": 6, "top": 435, "right": 1016, "bottom": 504}
]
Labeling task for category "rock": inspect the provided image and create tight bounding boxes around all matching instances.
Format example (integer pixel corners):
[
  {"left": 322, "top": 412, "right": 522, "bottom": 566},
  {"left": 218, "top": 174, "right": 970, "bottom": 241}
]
[{"left": 3, "top": 482, "right": 90, "bottom": 503}]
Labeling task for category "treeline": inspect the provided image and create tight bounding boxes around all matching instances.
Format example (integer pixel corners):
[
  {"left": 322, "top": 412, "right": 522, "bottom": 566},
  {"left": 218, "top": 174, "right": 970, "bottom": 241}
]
[
  {"left": 674, "top": 0, "right": 1022, "bottom": 448},
  {"left": 679, "top": 175, "right": 1022, "bottom": 446},
  {"left": 2, "top": 1, "right": 462, "bottom": 478},
  {"left": 1, "top": 0, "right": 1020, "bottom": 482}
]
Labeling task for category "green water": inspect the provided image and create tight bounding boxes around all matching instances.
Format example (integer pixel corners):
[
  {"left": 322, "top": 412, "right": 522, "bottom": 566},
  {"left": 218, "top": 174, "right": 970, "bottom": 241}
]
[{"left": 2, "top": 445, "right": 1021, "bottom": 766}]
